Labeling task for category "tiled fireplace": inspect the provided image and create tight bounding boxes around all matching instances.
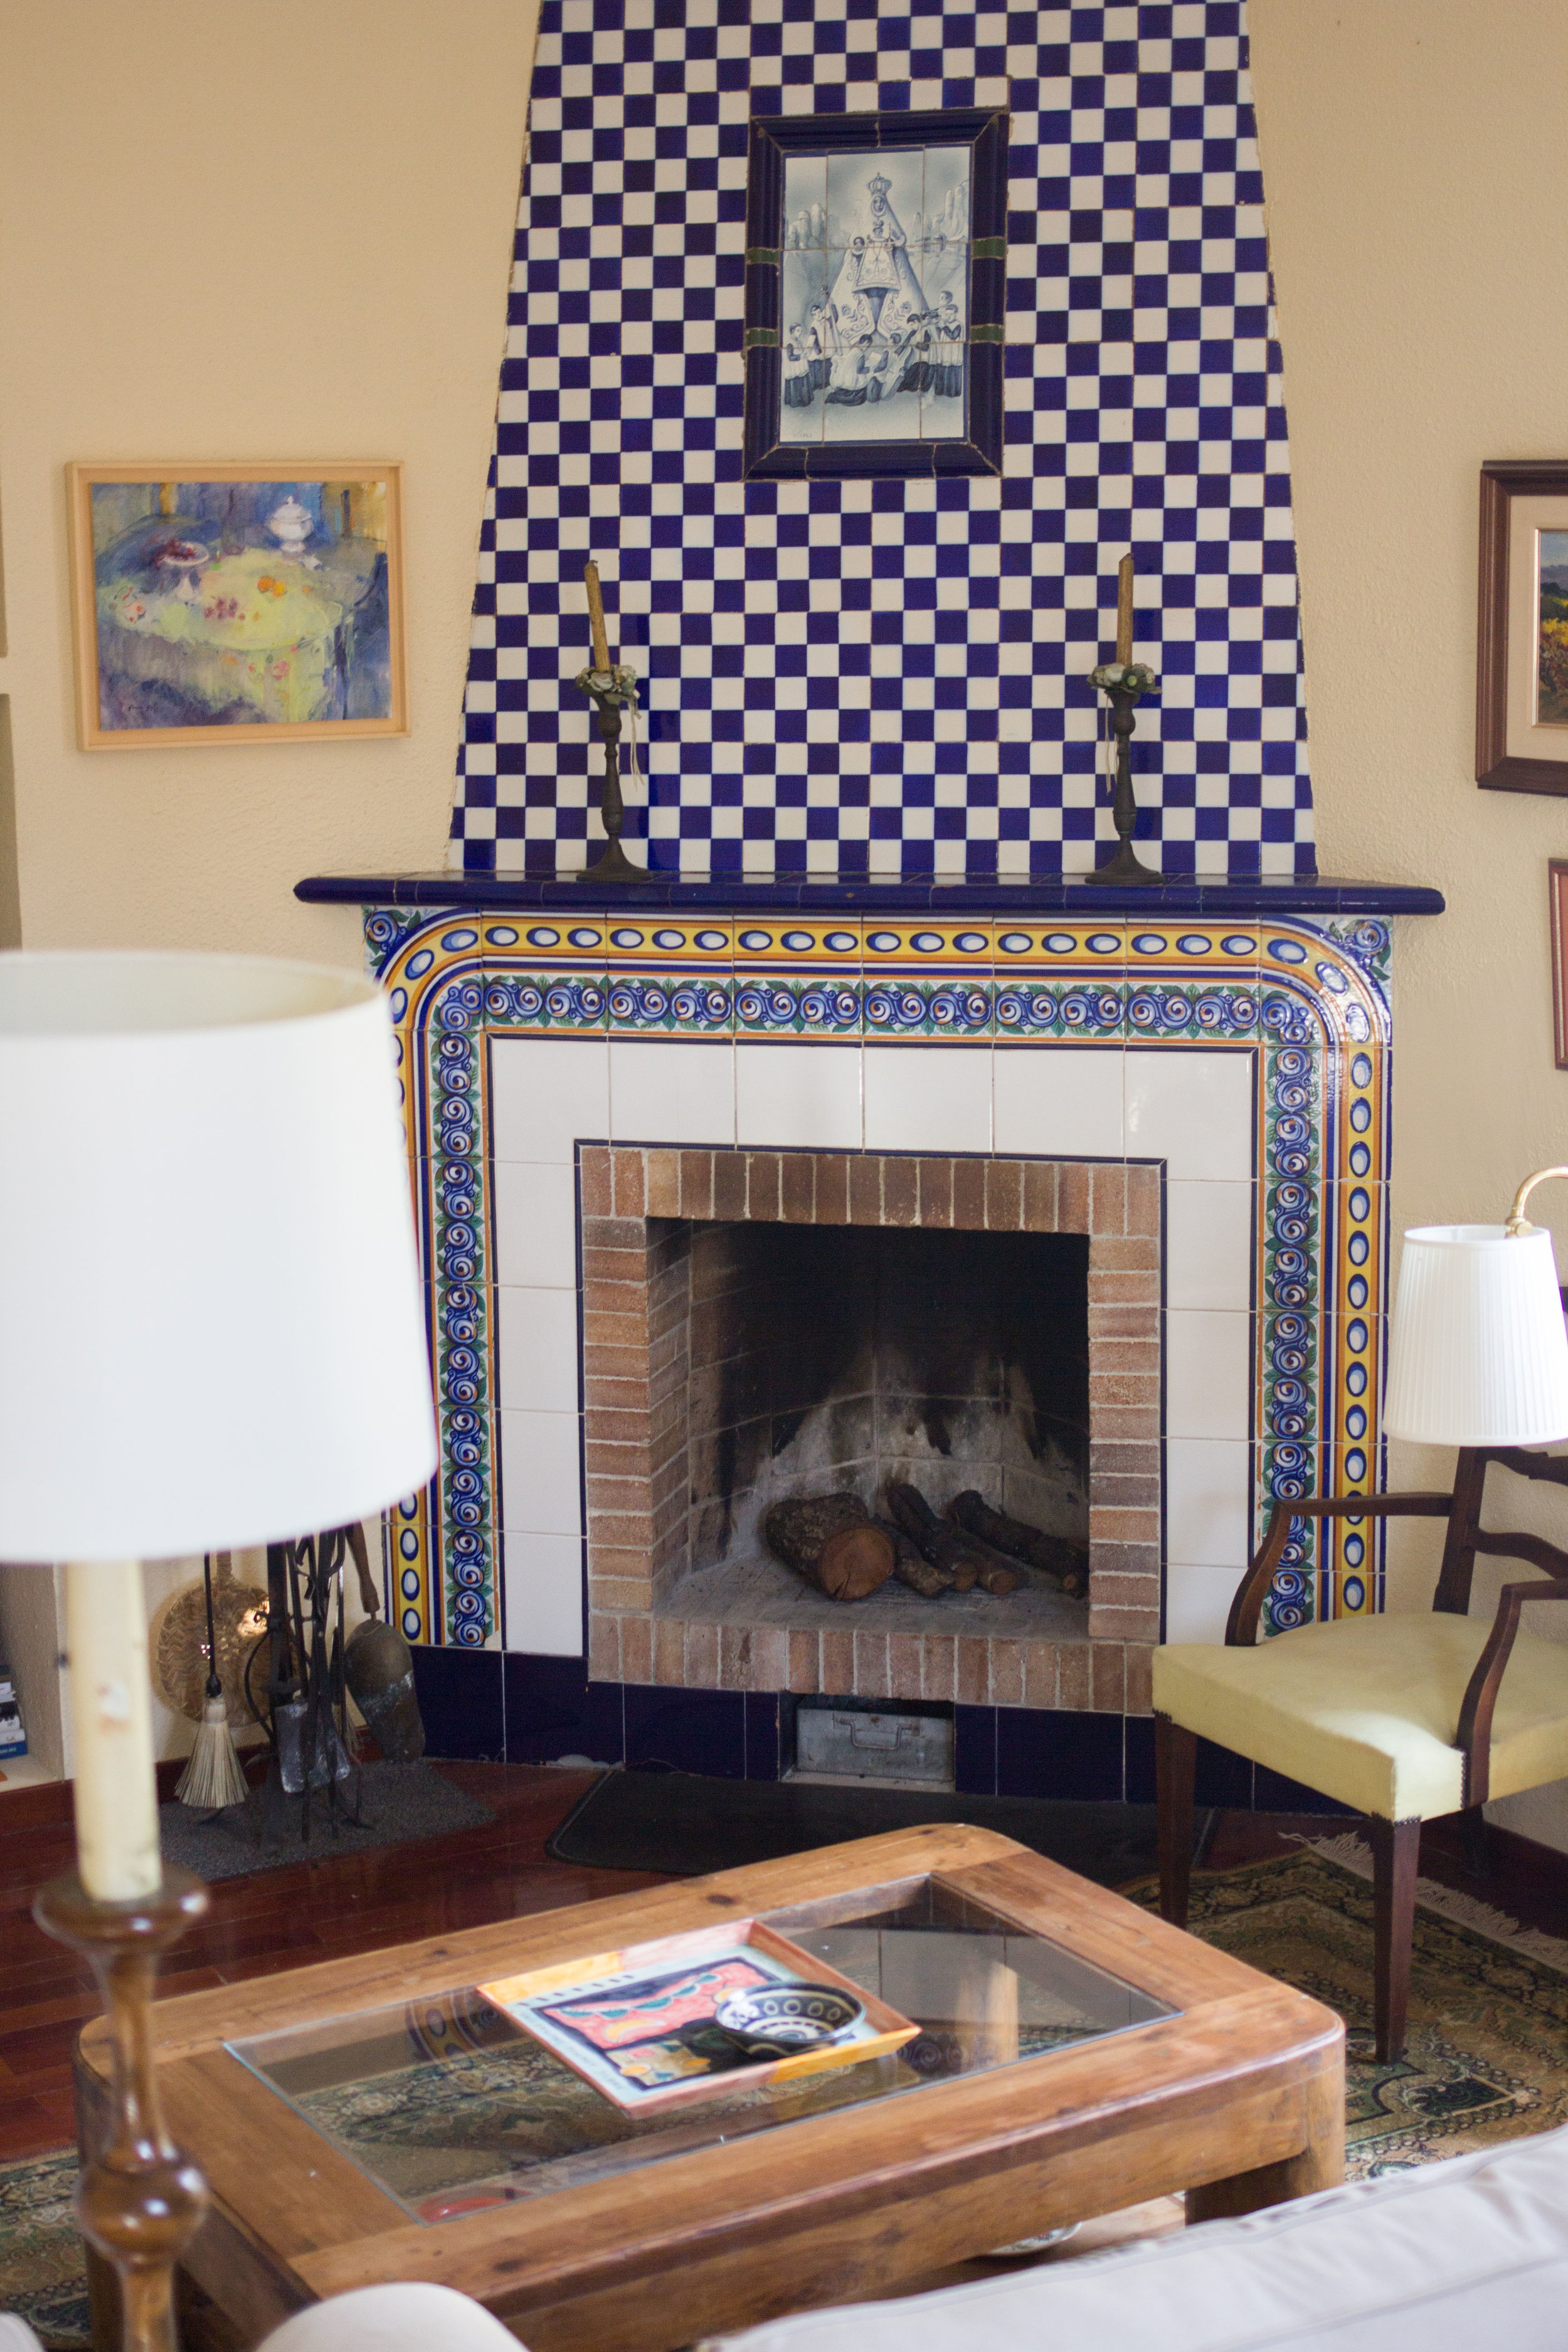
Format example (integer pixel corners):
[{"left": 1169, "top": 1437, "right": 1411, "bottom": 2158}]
[
  {"left": 301, "top": 882, "right": 1442, "bottom": 1794},
  {"left": 578, "top": 1142, "right": 1155, "bottom": 1712}
]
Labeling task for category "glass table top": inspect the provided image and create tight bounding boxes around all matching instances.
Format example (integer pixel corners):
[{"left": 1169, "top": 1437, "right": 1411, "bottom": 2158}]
[{"left": 226, "top": 1875, "right": 1172, "bottom": 2223}]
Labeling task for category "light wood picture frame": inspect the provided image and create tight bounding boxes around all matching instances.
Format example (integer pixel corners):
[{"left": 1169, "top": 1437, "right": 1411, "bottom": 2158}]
[
  {"left": 1476, "top": 458, "right": 1568, "bottom": 796},
  {"left": 66, "top": 460, "right": 408, "bottom": 750}
]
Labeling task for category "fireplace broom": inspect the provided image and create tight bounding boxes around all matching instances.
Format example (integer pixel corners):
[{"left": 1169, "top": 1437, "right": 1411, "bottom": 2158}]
[{"left": 176, "top": 1552, "right": 249, "bottom": 1811}]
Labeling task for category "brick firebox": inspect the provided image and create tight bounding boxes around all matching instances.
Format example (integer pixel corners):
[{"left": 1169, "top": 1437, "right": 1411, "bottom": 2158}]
[{"left": 579, "top": 1146, "right": 1157, "bottom": 1717}]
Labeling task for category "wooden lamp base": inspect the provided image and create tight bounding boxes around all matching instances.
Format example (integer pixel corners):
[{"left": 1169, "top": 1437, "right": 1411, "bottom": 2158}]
[{"left": 35, "top": 1870, "right": 209, "bottom": 2352}]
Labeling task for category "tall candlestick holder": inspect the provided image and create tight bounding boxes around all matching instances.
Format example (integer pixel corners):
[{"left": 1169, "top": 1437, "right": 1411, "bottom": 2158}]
[
  {"left": 36, "top": 1869, "right": 209, "bottom": 2352},
  {"left": 573, "top": 663, "right": 650, "bottom": 883},
  {"left": 1085, "top": 661, "right": 1165, "bottom": 887}
]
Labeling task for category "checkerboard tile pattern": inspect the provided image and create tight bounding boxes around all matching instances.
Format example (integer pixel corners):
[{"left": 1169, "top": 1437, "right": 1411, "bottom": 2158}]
[{"left": 450, "top": 0, "right": 1315, "bottom": 880}]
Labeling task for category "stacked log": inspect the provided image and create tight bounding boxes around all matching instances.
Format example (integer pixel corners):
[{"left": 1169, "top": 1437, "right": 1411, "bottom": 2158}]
[
  {"left": 762, "top": 1495, "right": 894, "bottom": 1601},
  {"left": 885, "top": 1485, "right": 1020, "bottom": 1596},
  {"left": 763, "top": 1485, "right": 1086, "bottom": 1607},
  {"left": 946, "top": 1491, "right": 1089, "bottom": 1599}
]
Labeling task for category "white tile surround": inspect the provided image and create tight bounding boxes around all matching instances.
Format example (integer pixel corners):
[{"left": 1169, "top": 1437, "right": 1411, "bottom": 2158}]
[{"left": 488, "top": 1037, "right": 1255, "bottom": 1657}]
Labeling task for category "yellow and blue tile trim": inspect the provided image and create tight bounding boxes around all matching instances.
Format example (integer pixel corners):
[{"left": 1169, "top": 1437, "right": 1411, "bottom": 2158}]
[{"left": 364, "top": 906, "right": 1392, "bottom": 1651}]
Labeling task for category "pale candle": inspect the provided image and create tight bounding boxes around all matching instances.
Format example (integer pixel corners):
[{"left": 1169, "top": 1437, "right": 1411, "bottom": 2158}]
[
  {"left": 584, "top": 559, "right": 611, "bottom": 674},
  {"left": 65, "top": 1559, "right": 162, "bottom": 1900},
  {"left": 1115, "top": 552, "right": 1135, "bottom": 665}
]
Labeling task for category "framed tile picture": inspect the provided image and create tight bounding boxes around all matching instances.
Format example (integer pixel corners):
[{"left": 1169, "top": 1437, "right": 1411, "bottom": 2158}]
[
  {"left": 66, "top": 460, "right": 408, "bottom": 749},
  {"left": 743, "top": 107, "right": 1008, "bottom": 480}
]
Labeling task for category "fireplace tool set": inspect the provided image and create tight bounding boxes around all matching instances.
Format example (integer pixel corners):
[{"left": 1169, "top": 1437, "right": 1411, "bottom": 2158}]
[{"left": 243, "top": 1523, "right": 426, "bottom": 1847}]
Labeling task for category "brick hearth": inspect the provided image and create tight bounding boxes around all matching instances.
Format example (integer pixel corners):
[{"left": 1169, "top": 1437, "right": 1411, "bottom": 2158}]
[{"left": 578, "top": 1145, "right": 1157, "bottom": 1716}]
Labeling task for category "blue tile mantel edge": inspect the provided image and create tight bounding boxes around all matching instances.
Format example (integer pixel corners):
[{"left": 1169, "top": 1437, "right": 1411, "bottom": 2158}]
[{"left": 296, "top": 871, "right": 1446, "bottom": 919}]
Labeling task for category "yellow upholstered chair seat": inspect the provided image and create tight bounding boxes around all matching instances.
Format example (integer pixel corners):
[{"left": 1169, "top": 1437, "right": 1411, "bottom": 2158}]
[{"left": 1153, "top": 1610, "right": 1568, "bottom": 1822}]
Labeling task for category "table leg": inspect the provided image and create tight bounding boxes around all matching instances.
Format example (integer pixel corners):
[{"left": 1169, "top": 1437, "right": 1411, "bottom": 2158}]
[{"left": 1185, "top": 2057, "right": 1345, "bottom": 2223}]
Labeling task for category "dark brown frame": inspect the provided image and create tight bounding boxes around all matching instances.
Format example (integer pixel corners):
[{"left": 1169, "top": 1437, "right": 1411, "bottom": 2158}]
[
  {"left": 1476, "top": 458, "right": 1568, "bottom": 794},
  {"left": 1551, "top": 862, "right": 1568, "bottom": 1069},
  {"left": 741, "top": 106, "right": 1007, "bottom": 480}
]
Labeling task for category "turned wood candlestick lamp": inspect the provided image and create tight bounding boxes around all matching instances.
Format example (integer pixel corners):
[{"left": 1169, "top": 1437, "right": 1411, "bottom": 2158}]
[
  {"left": 1086, "top": 551, "right": 1165, "bottom": 887},
  {"left": 0, "top": 951, "right": 438, "bottom": 2352},
  {"left": 575, "top": 558, "right": 650, "bottom": 882}
]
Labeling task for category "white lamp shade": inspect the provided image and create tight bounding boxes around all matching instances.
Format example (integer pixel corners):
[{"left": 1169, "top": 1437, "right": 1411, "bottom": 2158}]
[
  {"left": 1384, "top": 1222, "right": 1568, "bottom": 1447},
  {"left": 0, "top": 951, "right": 437, "bottom": 1559}
]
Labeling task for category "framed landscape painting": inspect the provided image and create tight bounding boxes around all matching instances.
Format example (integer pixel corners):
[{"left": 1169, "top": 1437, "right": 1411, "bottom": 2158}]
[
  {"left": 67, "top": 460, "right": 408, "bottom": 750},
  {"left": 1476, "top": 458, "right": 1568, "bottom": 795},
  {"left": 743, "top": 106, "right": 1007, "bottom": 480}
]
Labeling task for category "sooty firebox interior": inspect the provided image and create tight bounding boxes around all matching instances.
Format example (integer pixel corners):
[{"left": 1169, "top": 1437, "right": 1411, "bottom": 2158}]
[{"left": 655, "top": 1218, "right": 1091, "bottom": 1639}]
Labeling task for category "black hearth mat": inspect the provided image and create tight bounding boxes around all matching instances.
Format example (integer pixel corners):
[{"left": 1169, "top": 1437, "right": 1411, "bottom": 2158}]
[{"left": 548, "top": 1766, "right": 1214, "bottom": 1887}]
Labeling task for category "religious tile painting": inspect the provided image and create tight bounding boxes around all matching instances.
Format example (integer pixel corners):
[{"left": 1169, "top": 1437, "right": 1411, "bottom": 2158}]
[
  {"left": 744, "top": 107, "right": 1007, "bottom": 480},
  {"left": 779, "top": 145, "right": 970, "bottom": 448}
]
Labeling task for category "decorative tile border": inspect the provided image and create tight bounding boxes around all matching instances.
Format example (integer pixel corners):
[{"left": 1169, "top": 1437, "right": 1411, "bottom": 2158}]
[{"left": 366, "top": 906, "right": 1392, "bottom": 1651}]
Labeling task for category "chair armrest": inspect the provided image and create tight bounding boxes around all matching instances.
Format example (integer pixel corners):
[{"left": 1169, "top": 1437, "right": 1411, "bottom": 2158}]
[
  {"left": 1458, "top": 1570, "right": 1568, "bottom": 1805},
  {"left": 1225, "top": 1493, "right": 1454, "bottom": 1648}
]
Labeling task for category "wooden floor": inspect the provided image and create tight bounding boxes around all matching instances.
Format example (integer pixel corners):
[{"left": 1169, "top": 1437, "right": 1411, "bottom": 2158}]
[
  {"left": 2, "top": 1766, "right": 1565, "bottom": 2170},
  {"left": 0, "top": 1764, "right": 660, "bottom": 2166}
]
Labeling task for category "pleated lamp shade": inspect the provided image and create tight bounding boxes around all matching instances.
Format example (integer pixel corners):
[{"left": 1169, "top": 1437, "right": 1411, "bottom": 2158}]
[
  {"left": 1384, "top": 1222, "right": 1568, "bottom": 1448},
  {"left": 0, "top": 950, "right": 437, "bottom": 1560}
]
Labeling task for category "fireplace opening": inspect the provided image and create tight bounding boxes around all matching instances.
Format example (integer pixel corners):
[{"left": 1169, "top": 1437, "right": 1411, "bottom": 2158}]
[{"left": 655, "top": 1218, "right": 1091, "bottom": 1642}]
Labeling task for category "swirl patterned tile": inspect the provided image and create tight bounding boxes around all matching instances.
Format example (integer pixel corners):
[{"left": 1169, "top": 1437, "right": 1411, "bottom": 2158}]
[
  {"left": 862, "top": 975, "right": 995, "bottom": 1037},
  {"left": 605, "top": 968, "right": 734, "bottom": 1033},
  {"left": 734, "top": 972, "right": 863, "bottom": 1035}
]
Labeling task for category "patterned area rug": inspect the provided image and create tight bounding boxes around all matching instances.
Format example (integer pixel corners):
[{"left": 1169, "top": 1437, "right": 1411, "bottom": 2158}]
[
  {"left": 1128, "top": 1841, "right": 1568, "bottom": 2176},
  {"left": 9, "top": 1845, "right": 1568, "bottom": 2346},
  {"left": 0, "top": 2151, "right": 88, "bottom": 2350}
]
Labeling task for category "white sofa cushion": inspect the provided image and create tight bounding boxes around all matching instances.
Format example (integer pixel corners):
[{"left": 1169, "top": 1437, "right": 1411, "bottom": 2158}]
[
  {"left": 704, "top": 2123, "right": 1568, "bottom": 2351},
  {"left": 257, "top": 2281, "right": 519, "bottom": 2350}
]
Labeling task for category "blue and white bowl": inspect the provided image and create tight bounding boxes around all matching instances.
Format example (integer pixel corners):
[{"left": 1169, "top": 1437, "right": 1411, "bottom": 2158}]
[{"left": 714, "top": 1983, "right": 863, "bottom": 2057}]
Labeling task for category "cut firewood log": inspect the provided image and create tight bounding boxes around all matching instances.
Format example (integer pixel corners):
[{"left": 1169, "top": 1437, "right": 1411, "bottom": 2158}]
[
  {"left": 764, "top": 1495, "right": 894, "bottom": 1601},
  {"left": 873, "top": 1516, "right": 952, "bottom": 1601},
  {"left": 946, "top": 1491, "right": 1090, "bottom": 1600},
  {"left": 884, "top": 1483, "right": 1019, "bottom": 1596}
]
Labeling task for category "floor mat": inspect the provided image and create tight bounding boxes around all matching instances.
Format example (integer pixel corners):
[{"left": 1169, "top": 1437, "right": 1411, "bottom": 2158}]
[
  {"left": 545, "top": 1765, "right": 1213, "bottom": 1885},
  {"left": 157, "top": 1759, "right": 494, "bottom": 1882}
]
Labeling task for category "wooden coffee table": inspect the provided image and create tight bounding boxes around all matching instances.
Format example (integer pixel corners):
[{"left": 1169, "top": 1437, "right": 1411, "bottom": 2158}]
[{"left": 74, "top": 1826, "right": 1344, "bottom": 2351}]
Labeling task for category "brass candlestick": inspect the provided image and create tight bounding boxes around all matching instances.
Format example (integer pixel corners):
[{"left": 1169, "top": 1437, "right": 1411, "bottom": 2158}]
[
  {"left": 36, "top": 1869, "right": 209, "bottom": 2352},
  {"left": 1085, "top": 660, "right": 1165, "bottom": 886},
  {"left": 1085, "top": 550, "right": 1164, "bottom": 887},
  {"left": 574, "top": 663, "right": 649, "bottom": 882}
]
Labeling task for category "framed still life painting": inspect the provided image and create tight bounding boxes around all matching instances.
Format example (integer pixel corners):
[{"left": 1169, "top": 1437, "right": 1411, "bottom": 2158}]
[
  {"left": 1476, "top": 458, "right": 1568, "bottom": 795},
  {"left": 742, "top": 105, "right": 1008, "bottom": 479},
  {"left": 66, "top": 460, "right": 408, "bottom": 749}
]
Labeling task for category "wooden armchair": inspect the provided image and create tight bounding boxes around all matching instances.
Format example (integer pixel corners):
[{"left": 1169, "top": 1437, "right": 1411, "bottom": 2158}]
[{"left": 1153, "top": 1446, "right": 1568, "bottom": 2061}]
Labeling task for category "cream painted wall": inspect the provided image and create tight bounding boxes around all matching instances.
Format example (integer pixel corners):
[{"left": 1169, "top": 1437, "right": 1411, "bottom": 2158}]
[
  {"left": 0, "top": 0, "right": 538, "bottom": 971},
  {"left": 1250, "top": 0, "right": 1568, "bottom": 1844}
]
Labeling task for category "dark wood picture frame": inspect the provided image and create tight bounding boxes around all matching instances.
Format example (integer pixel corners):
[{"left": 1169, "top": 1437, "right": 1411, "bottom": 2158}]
[
  {"left": 742, "top": 105, "right": 1008, "bottom": 481},
  {"left": 1476, "top": 458, "right": 1568, "bottom": 795},
  {"left": 1550, "top": 861, "right": 1568, "bottom": 1069}
]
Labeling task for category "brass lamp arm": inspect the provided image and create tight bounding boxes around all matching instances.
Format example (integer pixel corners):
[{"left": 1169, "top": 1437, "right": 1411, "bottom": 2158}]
[{"left": 1505, "top": 1167, "right": 1568, "bottom": 1237}]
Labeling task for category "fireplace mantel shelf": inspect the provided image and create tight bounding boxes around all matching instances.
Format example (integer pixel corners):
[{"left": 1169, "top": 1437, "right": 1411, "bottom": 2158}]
[{"left": 298, "top": 871, "right": 1445, "bottom": 918}]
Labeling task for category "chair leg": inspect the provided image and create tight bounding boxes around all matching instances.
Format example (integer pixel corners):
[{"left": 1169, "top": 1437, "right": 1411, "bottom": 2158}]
[
  {"left": 1367, "top": 1816, "right": 1421, "bottom": 2063},
  {"left": 1460, "top": 1803, "right": 1491, "bottom": 1878},
  {"left": 1156, "top": 1714, "right": 1198, "bottom": 1928}
]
